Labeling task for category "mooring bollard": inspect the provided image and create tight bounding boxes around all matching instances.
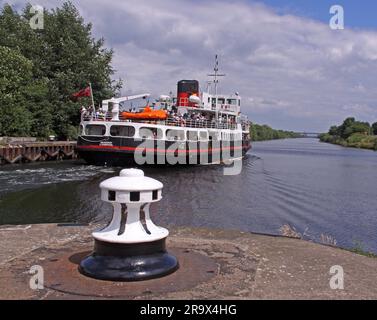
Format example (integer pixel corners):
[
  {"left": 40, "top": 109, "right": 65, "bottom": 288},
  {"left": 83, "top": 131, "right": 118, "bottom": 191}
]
[{"left": 79, "top": 168, "right": 179, "bottom": 281}]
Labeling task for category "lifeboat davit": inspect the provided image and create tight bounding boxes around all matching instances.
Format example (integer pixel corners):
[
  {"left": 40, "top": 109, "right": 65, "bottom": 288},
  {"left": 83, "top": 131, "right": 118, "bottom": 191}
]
[{"left": 121, "top": 106, "right": 167, "bottom": 120}]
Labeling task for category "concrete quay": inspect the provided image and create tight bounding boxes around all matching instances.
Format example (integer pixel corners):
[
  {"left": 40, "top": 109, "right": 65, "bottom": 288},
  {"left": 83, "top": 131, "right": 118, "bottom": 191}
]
[{"left": 0, "top": 223, "right": 377, "bottom": 300}]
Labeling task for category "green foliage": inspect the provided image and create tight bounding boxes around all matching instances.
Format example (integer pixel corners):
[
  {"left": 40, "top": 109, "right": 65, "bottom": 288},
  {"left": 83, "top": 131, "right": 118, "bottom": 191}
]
[
  {"left": 0, "top": 46, "right": 33, "bottom": 136},
  {"left": 343, "top": 121, "right": 370, "bottom": 139},
  {"left": 0, "top": 2, "right": 122, "bottom": 139},
  {"left": 330, "top": 117, "right": 370, "bottom": 140},
  {"left": 346, "top": 133, "right": 365, "bottom": 145},
  {"left": 372, "top": 122, "right": 377, "bottom": 135},
  {"left": 350, "top": 240, "right": 377, "bottom": 258},
  {"left": 320, "top": 117, "right": 377, "bottom": 151},
  {"left": 250, "top": 124, "right": 301, "bottom": 141}
]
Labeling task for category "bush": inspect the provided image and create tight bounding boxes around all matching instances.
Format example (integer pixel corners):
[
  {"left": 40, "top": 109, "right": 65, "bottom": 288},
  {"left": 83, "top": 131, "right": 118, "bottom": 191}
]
[
  {"left": 347, "top": 133, "right": 365, "bottom": 146},
  {"left": 321, "top": 117, "right": 377, "bottom": 151},
  {"left": 346, "top": 134, "right": 377, "bottom": 149}
]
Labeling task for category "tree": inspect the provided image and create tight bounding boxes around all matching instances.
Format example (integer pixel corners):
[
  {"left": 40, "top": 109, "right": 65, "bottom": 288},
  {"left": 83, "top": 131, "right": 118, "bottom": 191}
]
[
  {"left": 38, "top": 2, "right": 122, "bottom": 139},
  {"left": 0, "top": 2, "right": 122, "bottom": 139},
  {"left": 0, "top": 46, "right": 33, "bottom": 136},
  {"left": 329, "top": 125, "right": 338, "bottom": 136},
  {"left": 342, "top": 121, "right": 370, "bottom": 139},
  {"left": 331, "top": 117, "right": 370, "bottom": 139},
  {"left": 249, "top": 123, "right": 299, "bottom": 141},
  {"left": 23, "top": 79, "right": 54, "bottom": 137},
  {"left": 337, "top": 117, "right": 355, "bottom": 139},
  {"left": 372, "top": 122, "right": 377, "bottom": 136}
]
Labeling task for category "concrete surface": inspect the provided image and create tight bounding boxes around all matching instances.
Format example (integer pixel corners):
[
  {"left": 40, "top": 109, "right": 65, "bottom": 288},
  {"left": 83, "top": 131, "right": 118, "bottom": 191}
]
[{"left": 0, "top": 223, "right": 377, "bottom": 300}]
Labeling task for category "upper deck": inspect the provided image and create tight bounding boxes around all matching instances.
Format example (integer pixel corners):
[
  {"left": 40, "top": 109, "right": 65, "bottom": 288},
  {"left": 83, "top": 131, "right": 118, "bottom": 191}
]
[
  {"left": 81, "top": 112, "right": 250, "bottom": 132},
  {"left": 175, "top": 92, "right": 241, "bottom": 115}
]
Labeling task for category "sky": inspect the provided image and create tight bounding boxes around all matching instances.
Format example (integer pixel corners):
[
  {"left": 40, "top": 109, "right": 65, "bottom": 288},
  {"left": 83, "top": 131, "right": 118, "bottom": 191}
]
[{"left": 3, "top": 0, "right": 377, "bottom": 131}]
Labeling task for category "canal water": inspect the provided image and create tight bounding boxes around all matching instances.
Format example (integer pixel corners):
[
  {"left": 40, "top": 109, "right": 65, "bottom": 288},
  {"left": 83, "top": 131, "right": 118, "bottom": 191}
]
[{"left": 1, "top": 138, "right": 377, "bottom": 253}]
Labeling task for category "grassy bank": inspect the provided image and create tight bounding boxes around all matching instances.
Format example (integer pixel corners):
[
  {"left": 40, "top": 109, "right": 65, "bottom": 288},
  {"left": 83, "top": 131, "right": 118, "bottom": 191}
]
[
  {"left": 319, "top": 117, "right": 377, "bottom": 151},
  {"left": 319, "top": 133, "right": 377, "bottom": 151},
  {"left": 250, "top": 124, "right": 301, "bottom": 142}
]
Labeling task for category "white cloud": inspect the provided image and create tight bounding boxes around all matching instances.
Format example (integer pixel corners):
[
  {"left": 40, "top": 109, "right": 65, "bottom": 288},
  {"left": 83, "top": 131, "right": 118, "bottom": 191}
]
[{"left": 6, "top": 0, "right": 377, "bottom": 131}]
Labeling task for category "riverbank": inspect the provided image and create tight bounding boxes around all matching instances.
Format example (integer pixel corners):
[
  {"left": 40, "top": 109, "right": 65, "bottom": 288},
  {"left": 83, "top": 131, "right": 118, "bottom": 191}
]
[
  {"left": 1, "top": 223, "right": 377, "bottom": 299},
  {"left": 319, "top": 133, "right": 377, "bottom": 151},
  {"left": 250, "top": 124, "right": 301, "bottom": 141},
  {"left": 319, "top": 117, "right": 377, "bottom": 151}
]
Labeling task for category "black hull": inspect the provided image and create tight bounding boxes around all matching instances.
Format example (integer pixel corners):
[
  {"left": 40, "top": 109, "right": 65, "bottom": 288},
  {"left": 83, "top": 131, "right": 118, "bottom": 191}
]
[{"left": 76, "top": 136, "right": 251, "bottom": 166}]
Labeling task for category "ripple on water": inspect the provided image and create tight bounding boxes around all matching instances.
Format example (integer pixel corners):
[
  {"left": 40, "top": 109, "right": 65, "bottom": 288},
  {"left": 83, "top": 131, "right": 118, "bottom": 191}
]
[
  {"left": 1, "top": 139, "right": 377, "bottom": 253},
  {"left": 0, "top": 163, "right": 104, "bottom": 195}
]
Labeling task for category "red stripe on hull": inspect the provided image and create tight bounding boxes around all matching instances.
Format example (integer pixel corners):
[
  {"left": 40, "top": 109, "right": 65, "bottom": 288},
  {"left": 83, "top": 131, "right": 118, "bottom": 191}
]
[{"left": 76, "top": 145, "right": 249, "bottom": 153}]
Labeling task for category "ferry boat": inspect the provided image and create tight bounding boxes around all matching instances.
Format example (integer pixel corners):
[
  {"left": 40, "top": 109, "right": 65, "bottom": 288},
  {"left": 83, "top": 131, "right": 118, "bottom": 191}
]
[{"left": 76, "top": 58, "right": 251, "bottom": 166}]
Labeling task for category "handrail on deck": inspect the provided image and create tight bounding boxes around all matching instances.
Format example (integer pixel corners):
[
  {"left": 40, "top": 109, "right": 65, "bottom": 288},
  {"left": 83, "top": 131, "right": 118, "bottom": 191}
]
[{"left": 81, "top": 112, "right": 241, "bottom": 130}]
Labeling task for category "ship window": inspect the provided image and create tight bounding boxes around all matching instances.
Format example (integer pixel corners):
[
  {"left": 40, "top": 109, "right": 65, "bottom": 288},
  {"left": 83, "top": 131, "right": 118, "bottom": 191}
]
[
  {"left": 227, "top": 99, "right": 237, "bottom": 105},
  {"left": 140, "top": 127, "right": 163, "bottom": 139},
  {"left": 152, "top": 190, "right": 158, "bottom": 200},
  {"left": 199, "top": 131, "right": 208, "bottom": 140},
  {"left": 110, "top": 125, "right": 135, "bottom": 137},
  {"left": 166, "top": 129, "right": 185, "bottom": 141},
  {"left": 187, "top": 131, "right": 198, "bottom": 141},
  {"left": 218, "top": 98, "right": 225, "bottom": 104},
  {"left": 208, "top": 97, "right": 210, "bottom": 103},
  {"left": 85, "top": 124, "right": 106, "bottom": 136},
  {"left": 209, "top": 132, "right": 219, "bottom": 141}
]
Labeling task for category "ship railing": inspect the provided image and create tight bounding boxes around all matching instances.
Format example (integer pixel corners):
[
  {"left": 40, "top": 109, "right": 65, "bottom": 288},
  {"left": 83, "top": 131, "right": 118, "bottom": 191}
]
[
  {"left": 178, "top": 97, "right": 189, "bottom": 107},
  {"left": 163, "top": 118, "right": 237, "bottom": 130},
  {"left": 82, "top": 113, "right": 237, "bottom": 130},
  {"left": 121, "top": 117, "right": 237, "bottom": 130}
]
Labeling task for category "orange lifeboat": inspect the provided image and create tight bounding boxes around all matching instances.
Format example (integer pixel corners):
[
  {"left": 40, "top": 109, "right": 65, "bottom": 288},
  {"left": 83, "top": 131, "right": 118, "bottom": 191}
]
[{"left": 121, "top": 106, "right": 168, "bottom": 120}]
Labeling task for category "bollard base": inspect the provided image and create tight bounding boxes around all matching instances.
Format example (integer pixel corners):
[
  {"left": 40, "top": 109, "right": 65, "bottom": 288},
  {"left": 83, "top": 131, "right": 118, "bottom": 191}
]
[{"left": 79, "top": 238, "right": 179, "bottom": 281}]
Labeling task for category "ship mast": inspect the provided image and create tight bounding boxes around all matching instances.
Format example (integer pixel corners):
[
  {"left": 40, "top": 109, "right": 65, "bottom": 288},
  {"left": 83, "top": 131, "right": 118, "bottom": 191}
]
[
  {"left": 207, "top": 55, "right": 225, "bottom": 95},
  {"left": 207, "top": 54, "right": 226, "bottom": 119}
]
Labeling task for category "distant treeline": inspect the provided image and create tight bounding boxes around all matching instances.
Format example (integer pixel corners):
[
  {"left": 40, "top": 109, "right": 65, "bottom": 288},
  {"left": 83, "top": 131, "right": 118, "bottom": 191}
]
[
  {"left": 319, "top": 117, "right": 377, "bottom": 151},
  {"left": 0, "top": 2, "right": 121, "bottom": 140},
  {"left": 250, "top": 124, "right": 302, "bottom": 141}
]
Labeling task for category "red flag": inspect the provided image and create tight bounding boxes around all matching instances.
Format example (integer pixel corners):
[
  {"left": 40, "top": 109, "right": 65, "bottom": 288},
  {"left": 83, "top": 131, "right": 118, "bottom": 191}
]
[{"left": 72, "top": 86, "right": 91, "bottom": 99}]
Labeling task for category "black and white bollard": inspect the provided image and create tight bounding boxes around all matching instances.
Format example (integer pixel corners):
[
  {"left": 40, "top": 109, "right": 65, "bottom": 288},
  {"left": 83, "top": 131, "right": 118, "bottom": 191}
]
[{"left": 79, "top": 168, "right": 179, "bottom": 281}]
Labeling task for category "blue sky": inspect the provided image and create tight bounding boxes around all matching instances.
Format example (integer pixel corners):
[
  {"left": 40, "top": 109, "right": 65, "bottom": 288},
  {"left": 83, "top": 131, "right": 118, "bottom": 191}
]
[
  {"left": 5, "top": 0, "right": 377, "bottom": 131},
  {"left": 257, "top": 0, "right": 377, "bottom": 29}
]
